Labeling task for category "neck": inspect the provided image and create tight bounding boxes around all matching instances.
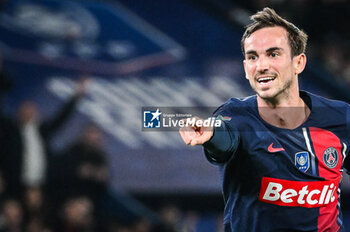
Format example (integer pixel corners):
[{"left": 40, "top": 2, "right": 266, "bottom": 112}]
[{"left": 257, "top": 91, "right": 310, "bottom": 129}]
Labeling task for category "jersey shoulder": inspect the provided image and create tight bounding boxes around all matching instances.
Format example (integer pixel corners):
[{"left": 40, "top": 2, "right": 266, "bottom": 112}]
[
  {"left": 304, "top": 91, "right": 350, "bottom": 119},
  {"left": 306, "top": 91, "right": 350, "bottom": 108},
  {"left": 213, "top": 95, "right": 256, "bottom": 116}
]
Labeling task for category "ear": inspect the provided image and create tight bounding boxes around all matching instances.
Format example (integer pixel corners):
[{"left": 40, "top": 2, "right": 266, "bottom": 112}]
[
  {"left": 293, "top": 53, "right": 307, "bottom": 75},
  {"left": 243, "top": 59, "right": 249, "bottom": 80}
]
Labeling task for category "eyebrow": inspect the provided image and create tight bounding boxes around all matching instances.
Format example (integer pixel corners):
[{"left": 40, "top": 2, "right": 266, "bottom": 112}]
[
  {"left": 266, "top": 47, "right": 283, "bottom": 53},
  {"left": 245, "top": 47, "right": 284, "bottom": 55},
  {"left": 245, "top": 50, "right": 258, "bottom": 56}
]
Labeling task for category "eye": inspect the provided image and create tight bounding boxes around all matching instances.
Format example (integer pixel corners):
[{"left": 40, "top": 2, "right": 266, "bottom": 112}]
[
  {"left": 247, "top": 55, "right": 258, "bottom": 60},
  {"left": 270, "top": 52, "right": 279, "bottom": 58}
]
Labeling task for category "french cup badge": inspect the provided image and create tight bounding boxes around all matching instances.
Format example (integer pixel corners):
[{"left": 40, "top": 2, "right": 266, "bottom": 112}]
[{"left": 295, "top": 151, "right": 310, "bottom": 172}]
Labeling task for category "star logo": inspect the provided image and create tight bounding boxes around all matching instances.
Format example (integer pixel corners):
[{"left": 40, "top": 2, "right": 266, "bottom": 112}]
[
  {"left": 143, "top": 108, "right": 162, "bottom": 128},
  {"left": 150, "top": 108, "right": 162, "bottom": 122}
]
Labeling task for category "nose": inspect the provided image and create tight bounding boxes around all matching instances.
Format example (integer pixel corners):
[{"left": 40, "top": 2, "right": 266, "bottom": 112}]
[{"left": 256, "top": 56, "right": 269, "bottom": 73}]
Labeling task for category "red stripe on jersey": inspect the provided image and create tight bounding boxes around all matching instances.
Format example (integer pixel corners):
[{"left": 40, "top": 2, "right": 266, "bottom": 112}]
[
  {"left": 309, "top": 127, "right": 343, "bottom": 232},
  {"left": 309, "top": 127, "right": 343, "bottom": 178}
]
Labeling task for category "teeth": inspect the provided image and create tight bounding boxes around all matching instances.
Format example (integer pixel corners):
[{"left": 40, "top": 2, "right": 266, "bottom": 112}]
[{"left": 258, "top": 77, "right": 275, "bottom": 83}]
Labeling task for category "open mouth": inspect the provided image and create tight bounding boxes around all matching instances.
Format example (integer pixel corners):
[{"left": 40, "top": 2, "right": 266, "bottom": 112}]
[{"left": 257, "top": 76, "right": 276, "bottom": 85}]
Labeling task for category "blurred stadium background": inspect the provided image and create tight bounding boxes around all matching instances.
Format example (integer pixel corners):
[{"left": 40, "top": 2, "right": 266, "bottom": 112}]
[{"left": 1, "top": 0, "right": 350, "bottom": 231}]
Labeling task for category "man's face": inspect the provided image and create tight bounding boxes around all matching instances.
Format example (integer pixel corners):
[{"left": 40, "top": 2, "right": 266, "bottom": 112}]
[{"left": 243, "top": 26, "right": 301, "bottom": 101}]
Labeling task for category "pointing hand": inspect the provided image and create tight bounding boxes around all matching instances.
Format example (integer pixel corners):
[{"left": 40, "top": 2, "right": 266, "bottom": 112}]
[{"left": 179, "top": 117, "right": 214, "bottom": 146}]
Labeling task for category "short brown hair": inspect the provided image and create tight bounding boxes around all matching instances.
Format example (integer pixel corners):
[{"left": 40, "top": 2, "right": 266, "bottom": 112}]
[{"left": 241, "top": 7, "right": 308, "bottom": 57}]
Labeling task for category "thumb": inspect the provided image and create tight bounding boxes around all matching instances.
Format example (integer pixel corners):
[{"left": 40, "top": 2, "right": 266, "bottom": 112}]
[
  {"left": 190, "top": 138, "right": 205, "bottom": 146},
  {"left": 191, "top": 130, "right": 213, "bottom": 146},
  {"left": 190, "top": 139, "right": 200, "bottom": 146}
]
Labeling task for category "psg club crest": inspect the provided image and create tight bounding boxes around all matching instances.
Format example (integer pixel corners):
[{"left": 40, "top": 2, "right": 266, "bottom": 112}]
[
  {"left": 295, "top": 152, "right": 309, "bottom": 172},
  {"left": 323, "top": 147, "right": 339, "bottom": 169}
]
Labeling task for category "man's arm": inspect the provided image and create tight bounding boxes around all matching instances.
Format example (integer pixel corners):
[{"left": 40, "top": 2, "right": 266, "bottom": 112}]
[{"left": 40, "top": 79, "right": 88, "bottom": 138}]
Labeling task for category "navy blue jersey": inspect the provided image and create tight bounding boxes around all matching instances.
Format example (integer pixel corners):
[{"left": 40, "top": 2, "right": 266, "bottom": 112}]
[{"left": 204, "top": 91, "right": 350, "bottom": 232}]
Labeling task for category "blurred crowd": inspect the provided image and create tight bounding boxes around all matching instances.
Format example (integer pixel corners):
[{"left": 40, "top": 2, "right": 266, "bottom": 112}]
[
  {"left": 0, "top": 67, "right": 110, "bottom": 231},
  {"left": 0, "top": 0, "right": 225, "bottom": 228},
  {"left": 0, "top": 59, "right": 224, "bottom": 231}
]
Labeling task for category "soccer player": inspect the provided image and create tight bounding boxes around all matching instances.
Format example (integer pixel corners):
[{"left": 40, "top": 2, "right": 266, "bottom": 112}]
[{"left": 179, "top": 7, "right": 350, "bottom": 232}]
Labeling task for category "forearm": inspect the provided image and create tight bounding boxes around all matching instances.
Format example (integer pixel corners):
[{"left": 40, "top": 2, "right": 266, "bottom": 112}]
[{"left": 203, "top": 122, "right": 238, "bottom": 163}]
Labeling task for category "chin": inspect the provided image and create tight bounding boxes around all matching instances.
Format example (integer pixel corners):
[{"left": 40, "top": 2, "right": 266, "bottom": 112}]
[
  {"left": 256, "top": 88, "right": 274, "bottom": 97},
  {"left": 257, "top": 90, "right": 279, "bottom": 101},
  {"left": 252, "top": 84, "right": 280, "bottom": 100}
]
